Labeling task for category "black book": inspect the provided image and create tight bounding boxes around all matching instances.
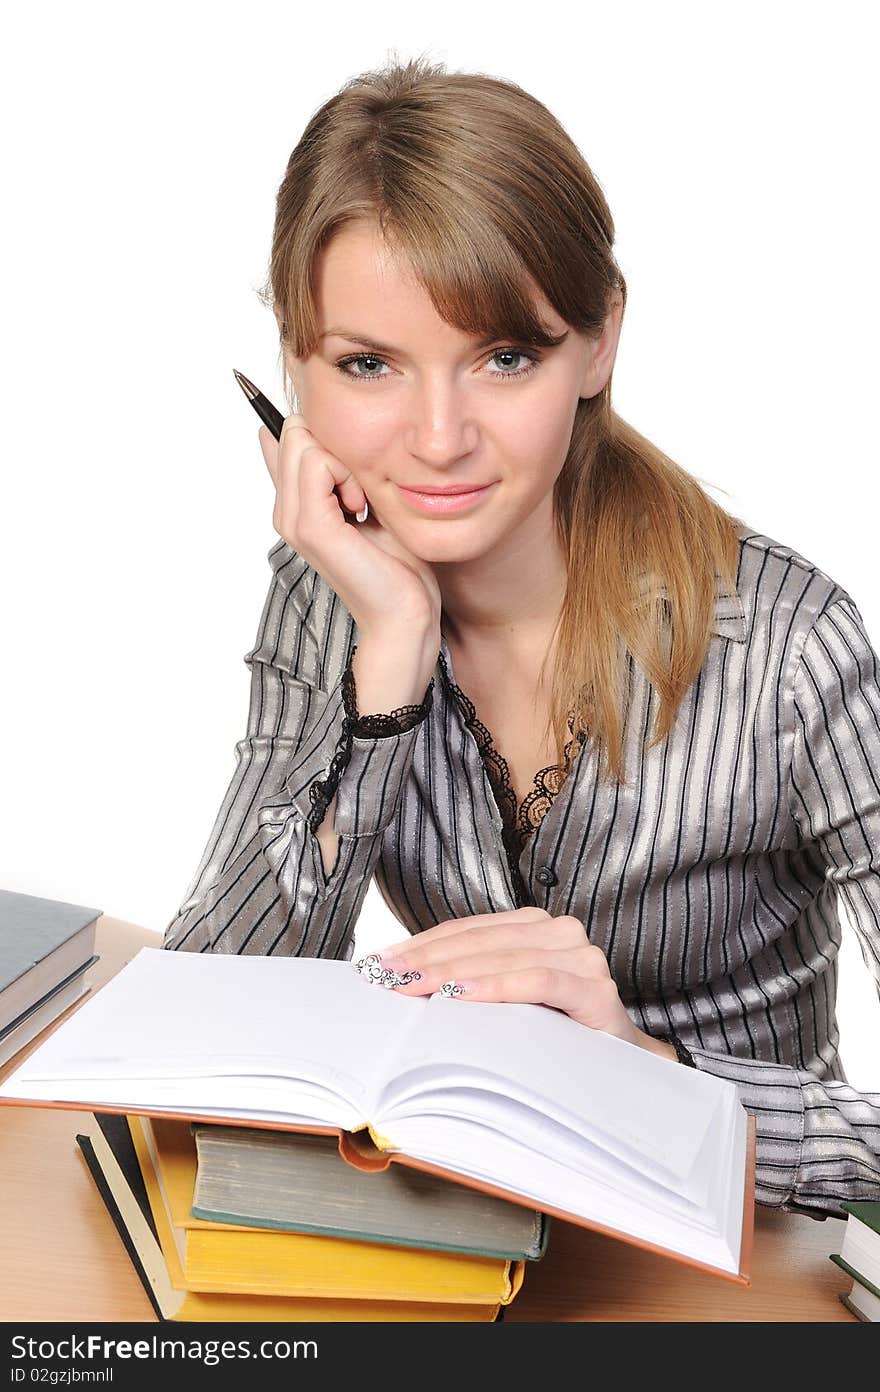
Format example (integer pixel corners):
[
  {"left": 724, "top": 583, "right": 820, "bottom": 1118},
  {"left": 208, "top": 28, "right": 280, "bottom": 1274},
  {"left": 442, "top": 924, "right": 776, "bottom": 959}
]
[
  {"left": 76, "top": 1128, "right": 163, "bottom": 1319},
  {"left": 76, "top": 1114, "right": 507, "bottom": 1322}
]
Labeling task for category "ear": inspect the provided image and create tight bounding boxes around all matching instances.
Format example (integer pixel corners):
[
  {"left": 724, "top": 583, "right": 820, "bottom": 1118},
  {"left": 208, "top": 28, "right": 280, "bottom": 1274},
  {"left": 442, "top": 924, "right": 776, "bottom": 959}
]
[{"left": 579, "top": 289, "right": 624, "bottom": 399}]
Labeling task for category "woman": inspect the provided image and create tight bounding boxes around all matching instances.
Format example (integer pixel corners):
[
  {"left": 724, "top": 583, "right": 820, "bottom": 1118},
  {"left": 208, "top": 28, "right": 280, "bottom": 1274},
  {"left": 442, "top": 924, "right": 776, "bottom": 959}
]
[{"left": 163, "top": 57, "right": 880, "bottom": 1213}]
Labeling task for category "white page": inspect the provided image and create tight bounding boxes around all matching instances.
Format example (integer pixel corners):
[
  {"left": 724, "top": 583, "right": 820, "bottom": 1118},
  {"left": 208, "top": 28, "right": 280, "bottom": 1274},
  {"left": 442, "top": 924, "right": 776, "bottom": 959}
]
[
  {"left": 384, "top": 1078, "right": 728, "bottom": 1213},
  {"left": 0, "top": 945, "right": 741, "bottom": 1223},
  {"left": 384, "top": 1114, "right": 742, "bottom": 1274},
  {"left": 387, "top": 1086, "right": 712, "bottom": 1218},
  {"left": 377, "top": 994, "right": 738, "bottom": 1182},
  {"left": 0, "top": 948, "right": 426, "bottom": 1117}
]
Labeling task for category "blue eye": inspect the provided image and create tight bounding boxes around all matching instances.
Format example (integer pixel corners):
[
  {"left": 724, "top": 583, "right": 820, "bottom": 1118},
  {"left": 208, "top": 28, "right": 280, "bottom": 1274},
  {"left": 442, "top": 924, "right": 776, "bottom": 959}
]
[
  {"left": 334, "top": 354, "right": 391, "bottom": 383},
  {"left": 333, "top": 347, "right": 542, "bottom": 385},
  {"left": 486, "top": 348, "right": 540, "bottom": 381}
]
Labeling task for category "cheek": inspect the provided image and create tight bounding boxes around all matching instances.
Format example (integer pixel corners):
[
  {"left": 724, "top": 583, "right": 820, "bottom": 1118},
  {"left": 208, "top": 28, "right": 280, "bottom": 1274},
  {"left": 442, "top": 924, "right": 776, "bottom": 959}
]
[
  {"left": 512, "top": 384, "right": 576, "bottom": 454},
  {"left": 511, "top": 424, "right": 570, "bottom": 497},
  {"left": 297, "top": 394, "right": 389, "bottom": 476}
]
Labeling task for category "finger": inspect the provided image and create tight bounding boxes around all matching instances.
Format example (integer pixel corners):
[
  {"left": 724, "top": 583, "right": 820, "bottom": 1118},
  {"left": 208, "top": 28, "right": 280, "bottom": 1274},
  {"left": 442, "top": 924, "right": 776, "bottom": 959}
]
[
  {"left": 379, "top": 910, "right": 581, "bottom": 971},
  {"left": 392, "top": 940, "right": 604, "bottom": 996},
  {"left": 297, "top": 441, "right": 367, "bottom": 534},
  {"left": 388, "top": 946, "right": 591, "bottom": 996},
  {"left": 450, "top": 969, "right": 636, "bottom": 1042},
  {"left": 258, "top": 424, "right": 278, "bottom": 485},
  {"left": 278, "top": 412, "right": 311, "bottom": 444},
  {"left": 428, "top": 965, "right": 592, "bottom": 1015},
  {"left": 281, "top": 415, "right": 366, "bottom": 518},
  {"left": 381, "top": 907, "right": 549, "bottom": 955},
  {"left": 383, "top": 928, "right": 557, "bottom": 975}
]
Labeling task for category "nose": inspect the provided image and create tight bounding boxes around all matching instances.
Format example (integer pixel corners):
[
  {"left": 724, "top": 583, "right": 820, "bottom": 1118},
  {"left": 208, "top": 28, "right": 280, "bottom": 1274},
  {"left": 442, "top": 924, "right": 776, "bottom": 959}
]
[{"left": 404, "top": 380, "right": 477, "bottom": 466}]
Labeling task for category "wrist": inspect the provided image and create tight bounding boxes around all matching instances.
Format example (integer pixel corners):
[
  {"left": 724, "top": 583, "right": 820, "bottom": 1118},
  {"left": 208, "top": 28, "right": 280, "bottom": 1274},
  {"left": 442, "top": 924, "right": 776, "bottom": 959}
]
[
  {"left": 634, "top": 1029, "right": 678, "bottom": 1062},
  {"left": 358, "top": 610, "right": 438, "bottom": 646},
  {"left": 350, "top": 630, "right": 438, "bottom": 717}
]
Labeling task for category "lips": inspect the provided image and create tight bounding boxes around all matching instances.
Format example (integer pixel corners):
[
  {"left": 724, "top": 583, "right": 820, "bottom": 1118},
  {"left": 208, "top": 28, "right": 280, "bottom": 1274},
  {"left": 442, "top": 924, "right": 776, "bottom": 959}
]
[
  {"left": 395, "top": 482, "right": 496, "bottom": 515},
  {"left": 400, "top": 484, "right": 492, "bottom": 495}
]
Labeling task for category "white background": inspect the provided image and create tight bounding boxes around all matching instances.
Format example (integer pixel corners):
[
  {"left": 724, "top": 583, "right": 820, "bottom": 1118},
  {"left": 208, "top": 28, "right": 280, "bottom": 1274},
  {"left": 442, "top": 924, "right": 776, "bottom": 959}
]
[{"left": 2, "top": 1, "right": 877, "bottom": 1086}]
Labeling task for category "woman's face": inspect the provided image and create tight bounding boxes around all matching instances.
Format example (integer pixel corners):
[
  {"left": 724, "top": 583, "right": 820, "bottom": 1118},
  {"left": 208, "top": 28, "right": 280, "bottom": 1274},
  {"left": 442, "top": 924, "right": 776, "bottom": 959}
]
[{"left": 285, "top": 222, "right": 621, "bottom": 564}]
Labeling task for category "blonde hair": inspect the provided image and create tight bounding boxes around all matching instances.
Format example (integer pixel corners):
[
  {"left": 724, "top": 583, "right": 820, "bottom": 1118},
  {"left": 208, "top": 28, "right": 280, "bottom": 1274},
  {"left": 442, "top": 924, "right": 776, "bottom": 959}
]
[{"left": 258, "top": 53, "right": 747, "bottom": 788}]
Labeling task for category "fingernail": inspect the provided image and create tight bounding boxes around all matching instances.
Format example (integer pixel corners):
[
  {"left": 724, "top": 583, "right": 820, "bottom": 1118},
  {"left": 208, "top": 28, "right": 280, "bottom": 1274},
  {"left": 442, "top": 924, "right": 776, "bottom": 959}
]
[
  {"left": 381, "top": 967, "right": 422, "bottom": 988},
  {"left": 353, "top": 953, "right": 385, "bottom": 984},
  {"left": 437, "top": 980, "right": 475, "bottom": 998},
  {"left": 354, "top": 954, "right": 421, "bottom": 989}
]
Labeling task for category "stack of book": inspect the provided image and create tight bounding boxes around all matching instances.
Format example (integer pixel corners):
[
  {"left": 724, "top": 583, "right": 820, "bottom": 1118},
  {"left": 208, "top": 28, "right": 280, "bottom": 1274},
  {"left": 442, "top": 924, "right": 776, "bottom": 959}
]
[
  {"left": 1, "top": 945, "right": 758, "bottom": 1323},
  {"left": 0, "top": 888, "right": 101, "bottom": 1068},
  {"left": 829, "top": 1201, "right": 880, "bottom": 1322},
  {"left": 77, "top": 1110, "right": 545, "bottom": 1321}
]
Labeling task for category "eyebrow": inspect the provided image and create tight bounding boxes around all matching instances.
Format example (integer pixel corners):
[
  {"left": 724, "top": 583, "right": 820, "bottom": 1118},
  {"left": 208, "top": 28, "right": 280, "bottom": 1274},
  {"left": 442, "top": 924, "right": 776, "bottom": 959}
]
[{"left": 319, "top": 327, "right": 567, "bottom": 354}]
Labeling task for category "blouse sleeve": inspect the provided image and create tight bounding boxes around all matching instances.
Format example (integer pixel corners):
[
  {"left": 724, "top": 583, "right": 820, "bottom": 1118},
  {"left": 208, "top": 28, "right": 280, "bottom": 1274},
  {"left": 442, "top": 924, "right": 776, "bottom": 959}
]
[
  {"left": 686, "top": 596, "right": 880, "bottom": 1216},
  {"left": 162, "top": 543, "right": 432, "bottom": 960}
]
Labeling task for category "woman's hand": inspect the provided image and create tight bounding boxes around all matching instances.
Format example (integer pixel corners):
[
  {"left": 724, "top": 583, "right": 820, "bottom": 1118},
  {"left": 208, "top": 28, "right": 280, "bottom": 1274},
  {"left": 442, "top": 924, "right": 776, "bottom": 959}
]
[
  {"left": 259, "top": 414, "right": 442, "bottom": 634},
  {"left": 358, "top": 907, "right": 675, "bottom": 1057}
]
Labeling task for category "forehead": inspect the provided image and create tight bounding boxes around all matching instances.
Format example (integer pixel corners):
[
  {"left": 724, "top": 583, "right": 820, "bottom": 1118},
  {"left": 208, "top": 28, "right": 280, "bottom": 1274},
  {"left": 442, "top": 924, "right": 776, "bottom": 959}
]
[{"left": 314, "top": 222, "right": 565, "bottom": 339}]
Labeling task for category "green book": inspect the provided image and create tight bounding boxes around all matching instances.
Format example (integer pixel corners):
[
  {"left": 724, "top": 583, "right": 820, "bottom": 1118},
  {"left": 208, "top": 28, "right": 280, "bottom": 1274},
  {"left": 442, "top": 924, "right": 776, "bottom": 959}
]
[
  {"left": 191, "top": 1123, "right": 550, "bottom": 1262},
  {"left": 828, "top": 1201, "right": 880, "bottom": 1300},
  {"left": 830, "top": 1253, "right": 880, "bottom": 1301},
  {"left": 839, "top": 1281, "right": 880, "bottom": 1322},
  {"left": 839, "top": 1200, "right": 880, "bottom": 1233}
]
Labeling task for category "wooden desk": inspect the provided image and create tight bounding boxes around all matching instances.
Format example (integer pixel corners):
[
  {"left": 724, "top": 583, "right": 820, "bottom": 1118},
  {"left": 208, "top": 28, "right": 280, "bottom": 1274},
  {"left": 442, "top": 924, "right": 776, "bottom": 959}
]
[{"left": 0, "top": 916, "right": 857, "bottom": 1322}]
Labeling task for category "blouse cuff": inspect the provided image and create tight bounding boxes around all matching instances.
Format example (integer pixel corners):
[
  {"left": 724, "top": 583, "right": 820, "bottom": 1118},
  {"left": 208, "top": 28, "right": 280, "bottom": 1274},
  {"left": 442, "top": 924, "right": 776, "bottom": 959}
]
[
  {"left": 304, "top": 645, "right": 434, "bottom": 840},
  {"left": 341, "top": 644, "right": 435, "bottom": 736},
  {"left": 686, "top": 1045, "right": 807, "bottom": 1211}
]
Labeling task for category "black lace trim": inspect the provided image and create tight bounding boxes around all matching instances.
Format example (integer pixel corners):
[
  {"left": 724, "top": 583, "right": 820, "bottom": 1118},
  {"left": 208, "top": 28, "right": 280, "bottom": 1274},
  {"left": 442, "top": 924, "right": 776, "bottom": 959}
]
[
  {"left": 437, "top": 650, "right": 586, "bottom": 905},
  {"left": 343, "top": 646, "right": 435, "bottom": 738},
  {"left": 657, "top": 1032, "right": 697, "bottom": 1067},
  {"left": 306, "top": 645, "right": 435, "bottom": 835}
]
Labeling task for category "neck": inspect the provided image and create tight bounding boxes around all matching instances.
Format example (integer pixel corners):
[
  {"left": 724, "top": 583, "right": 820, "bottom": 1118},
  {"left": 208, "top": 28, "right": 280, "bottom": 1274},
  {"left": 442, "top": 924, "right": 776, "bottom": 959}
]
[{"left": 434, "top": 498, "right": 567, "bottom": 654}]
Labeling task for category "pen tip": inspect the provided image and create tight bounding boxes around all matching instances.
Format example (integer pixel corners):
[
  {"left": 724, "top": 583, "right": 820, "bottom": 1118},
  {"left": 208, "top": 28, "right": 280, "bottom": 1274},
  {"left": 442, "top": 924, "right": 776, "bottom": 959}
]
[{"left": 232, "top": 369, "right": 259, "bottom": 400}]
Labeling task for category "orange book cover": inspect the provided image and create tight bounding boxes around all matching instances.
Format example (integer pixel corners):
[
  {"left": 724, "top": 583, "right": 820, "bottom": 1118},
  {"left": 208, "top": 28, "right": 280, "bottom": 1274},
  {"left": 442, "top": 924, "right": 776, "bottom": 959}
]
[
  {"left": 0, "top": 947, "right": 757, "bottom": 1285},
  {"left": 4, "top": 1092, "right": 756, "bottom": 1285}
]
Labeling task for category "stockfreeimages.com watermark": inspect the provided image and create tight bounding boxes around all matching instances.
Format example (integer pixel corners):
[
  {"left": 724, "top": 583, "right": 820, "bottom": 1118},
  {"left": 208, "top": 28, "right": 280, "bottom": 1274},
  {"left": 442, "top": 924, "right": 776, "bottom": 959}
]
[{"left": 10, "top": 1334, "right": 317, "bottom": 1372}]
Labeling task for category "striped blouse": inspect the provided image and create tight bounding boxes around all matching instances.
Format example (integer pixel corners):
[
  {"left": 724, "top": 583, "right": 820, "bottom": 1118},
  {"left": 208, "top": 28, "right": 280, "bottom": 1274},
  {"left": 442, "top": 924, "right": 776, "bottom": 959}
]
[{"left": 162, "top": 525, "right": 880, "bottom": 1218}]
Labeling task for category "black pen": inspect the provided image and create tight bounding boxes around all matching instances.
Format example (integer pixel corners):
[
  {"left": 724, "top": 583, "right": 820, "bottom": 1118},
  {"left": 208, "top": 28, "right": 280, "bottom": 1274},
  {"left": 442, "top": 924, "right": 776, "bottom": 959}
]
[
  {"left": 232, "top": 369, "right": 286, "bottom": 441},
  {"left": 233, "top": 369, "right": 367, "bottom": 524}
]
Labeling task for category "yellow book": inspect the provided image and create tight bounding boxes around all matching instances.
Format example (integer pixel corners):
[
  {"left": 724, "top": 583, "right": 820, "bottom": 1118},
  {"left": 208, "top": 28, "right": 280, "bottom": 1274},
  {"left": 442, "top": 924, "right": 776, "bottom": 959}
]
[
  {"left": 77, "top": 1120, "right": 501, "bottom": 1321},
  {"left": 131, "top": 1114, "right": 525, "bottom": 1305}
]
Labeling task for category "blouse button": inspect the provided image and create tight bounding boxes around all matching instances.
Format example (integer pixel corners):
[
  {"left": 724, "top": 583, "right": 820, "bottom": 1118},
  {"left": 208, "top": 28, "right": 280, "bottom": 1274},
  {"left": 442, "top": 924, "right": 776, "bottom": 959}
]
[{"left": 535, "top": 865, "right": 558, "bottom": 887}]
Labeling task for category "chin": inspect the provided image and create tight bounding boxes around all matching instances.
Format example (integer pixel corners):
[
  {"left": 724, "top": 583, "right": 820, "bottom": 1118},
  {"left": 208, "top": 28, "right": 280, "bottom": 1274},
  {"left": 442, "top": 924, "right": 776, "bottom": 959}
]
[{"left": 398, "top": 523, "right": 503, "bottom": 565}]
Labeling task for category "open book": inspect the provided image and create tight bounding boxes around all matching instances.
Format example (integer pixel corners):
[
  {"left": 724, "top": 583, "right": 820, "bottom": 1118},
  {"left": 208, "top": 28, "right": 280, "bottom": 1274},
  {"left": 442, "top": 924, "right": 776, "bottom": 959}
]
[{"left": 0, "top": 947, "right": 755, "bottom": 1282}]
